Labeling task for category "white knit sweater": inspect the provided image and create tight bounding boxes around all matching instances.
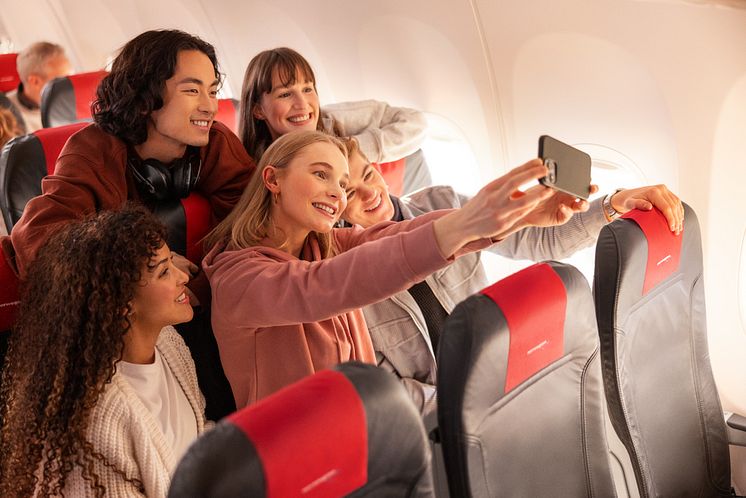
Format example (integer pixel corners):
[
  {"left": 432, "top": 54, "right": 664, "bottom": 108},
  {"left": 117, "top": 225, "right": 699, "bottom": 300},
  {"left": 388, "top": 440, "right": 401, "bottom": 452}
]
[{"left": 62, "top": 327, "right": 207, "bottom": 497}]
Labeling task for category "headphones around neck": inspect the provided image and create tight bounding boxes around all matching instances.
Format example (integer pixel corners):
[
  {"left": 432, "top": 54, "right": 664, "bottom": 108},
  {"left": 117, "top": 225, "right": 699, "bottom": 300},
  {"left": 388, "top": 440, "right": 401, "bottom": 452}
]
[{"left": 128, "top": 146, "right": 202, "bottom": 202}]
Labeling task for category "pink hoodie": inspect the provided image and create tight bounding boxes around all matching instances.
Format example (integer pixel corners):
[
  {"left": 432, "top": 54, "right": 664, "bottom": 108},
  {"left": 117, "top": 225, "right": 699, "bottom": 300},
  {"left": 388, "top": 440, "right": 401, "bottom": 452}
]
[{"left": 203, "top": 210, "right": 471, "bottom": 408}]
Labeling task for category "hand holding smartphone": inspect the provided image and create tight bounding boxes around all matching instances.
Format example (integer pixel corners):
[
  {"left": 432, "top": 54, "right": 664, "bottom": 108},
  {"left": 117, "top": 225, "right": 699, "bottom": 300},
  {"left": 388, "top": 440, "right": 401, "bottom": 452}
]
[{"left": 538, "top": 135, "right": 592, "bottom": 200}]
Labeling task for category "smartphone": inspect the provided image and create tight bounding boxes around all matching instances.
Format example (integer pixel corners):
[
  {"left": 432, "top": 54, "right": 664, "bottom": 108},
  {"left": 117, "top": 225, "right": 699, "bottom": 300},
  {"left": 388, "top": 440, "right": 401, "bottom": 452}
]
[{"left": 538, "top": 135, "right": 591, "bottom": 200}]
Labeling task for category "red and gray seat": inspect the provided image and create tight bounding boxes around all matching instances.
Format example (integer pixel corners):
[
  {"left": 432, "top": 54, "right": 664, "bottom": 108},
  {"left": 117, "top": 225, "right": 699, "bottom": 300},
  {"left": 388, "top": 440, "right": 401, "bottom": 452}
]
[
  {"left": 0, "top": 54, "right": 25, "bottom": 134},
  {"left": 0, "top": 53, "right": 19, "bottom": 93},
  {"left": 0, "top": 122, "right": 86, "bottom": 230},
  {"left": 0, "top": 244, "right": 20, "bottom": 374},
  {"left": 169, "top": 362, "right": 433, "bottom": 497},
  {"left": 593, "top": 205, "right": 746, "bottom": 497},
  {"left": 437, "top": 261, "right": 616, "bottom": 497},
  {"left": 375, "top": 149, "right": 431, "bottom": 197},
  {"left": 40, "top": 70, "right": 107, "bottom": 128},
  {"left": 216, "top": 98, "right": 239, "bottom": 135}
]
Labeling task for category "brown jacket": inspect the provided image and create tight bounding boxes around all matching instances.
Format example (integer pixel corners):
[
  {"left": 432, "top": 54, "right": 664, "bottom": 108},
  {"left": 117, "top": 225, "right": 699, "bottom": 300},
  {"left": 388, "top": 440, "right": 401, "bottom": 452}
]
[{"left": 2, "top": 121, "right": 254, "bottom": 279}]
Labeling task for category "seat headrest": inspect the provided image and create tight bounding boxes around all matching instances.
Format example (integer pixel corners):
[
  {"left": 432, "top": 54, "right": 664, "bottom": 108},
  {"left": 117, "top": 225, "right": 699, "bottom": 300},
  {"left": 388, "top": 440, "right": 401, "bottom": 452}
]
[
  {"left": 481, "top": 262, "right": 566, "bottom": 393},
  {"left": 180, "top": 193, "right": 210, "bottom": 263},
  {"left": 169, "top": 367, "right": 370, "bottom": 497},
  {"left": 0, "top": 122, "right": 87, "bottom": 230},
  {"left": 0, "top": 53, "right": 19, "bottom": 93},
  {"left": 227, "top": 369, "right": 368, "bottom": 497},
  {"left": 621, "top": 208, "right": 682, "bottom": 295},
  {"left": 375, "top": 157, "right": 406, "bottom": 197},
  {"left": 34, "top": 122, "right": 89, "bottom": 175},
  {"left": 40, "top": 71, "right": 107, "bottom": 128},
  {"left": 169, "top": 362, "right": 430, "bottom": 498},
  {"left": 216, "top": 99, "right": 239, "bottom": 134}
]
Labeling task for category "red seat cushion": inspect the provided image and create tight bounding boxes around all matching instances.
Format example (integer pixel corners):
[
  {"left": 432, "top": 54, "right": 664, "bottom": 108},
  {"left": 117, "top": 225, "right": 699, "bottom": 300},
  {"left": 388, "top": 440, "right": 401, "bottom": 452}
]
[{"left": 0, "top": 53, "right": 19, "bottom": 93}]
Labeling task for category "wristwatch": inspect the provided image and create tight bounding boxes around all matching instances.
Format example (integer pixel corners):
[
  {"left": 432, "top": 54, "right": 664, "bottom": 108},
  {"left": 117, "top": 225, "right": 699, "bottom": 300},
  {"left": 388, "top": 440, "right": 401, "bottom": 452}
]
[{"left": 603, "top": 189, "right": 625, "bottom": 222}]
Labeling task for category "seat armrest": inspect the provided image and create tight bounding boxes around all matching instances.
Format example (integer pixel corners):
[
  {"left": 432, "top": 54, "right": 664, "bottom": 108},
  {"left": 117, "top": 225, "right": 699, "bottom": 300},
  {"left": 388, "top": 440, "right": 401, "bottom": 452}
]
[{"left": 724, "top": 412, "right": 746, "bottom": 447}]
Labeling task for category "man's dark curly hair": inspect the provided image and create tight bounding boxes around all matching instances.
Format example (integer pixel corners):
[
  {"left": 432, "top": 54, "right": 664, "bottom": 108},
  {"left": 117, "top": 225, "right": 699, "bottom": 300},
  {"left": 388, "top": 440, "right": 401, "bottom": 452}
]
[
  {"left": 0, "top": 205, "right": 167, "bottom": 497},
  {"left": 92, "top": 29, "right": 221, "bottom": 145}
]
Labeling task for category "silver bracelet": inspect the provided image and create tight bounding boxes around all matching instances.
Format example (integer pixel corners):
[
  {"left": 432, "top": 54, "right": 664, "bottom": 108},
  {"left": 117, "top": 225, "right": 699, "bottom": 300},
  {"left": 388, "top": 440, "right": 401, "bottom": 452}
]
[{"left": 602, "top": 188, "right": 625, "bottom": 221}]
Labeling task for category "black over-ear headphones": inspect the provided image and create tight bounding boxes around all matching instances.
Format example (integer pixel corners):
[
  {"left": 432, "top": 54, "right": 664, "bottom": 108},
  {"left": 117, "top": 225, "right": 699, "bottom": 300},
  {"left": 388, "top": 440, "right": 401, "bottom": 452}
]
[{"left": 128, "top": 146, "right": 202, "bottom": 202}]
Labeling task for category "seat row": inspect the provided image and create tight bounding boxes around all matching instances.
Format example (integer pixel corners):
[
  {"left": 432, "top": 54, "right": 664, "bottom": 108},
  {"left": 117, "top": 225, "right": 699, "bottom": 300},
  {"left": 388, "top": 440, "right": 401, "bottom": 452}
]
[
  {"left": 166, "top": 205, "right": 746, "bottom": 497},
  {"left": 0, "top": 66, "right": 239, "bottom": 134}
]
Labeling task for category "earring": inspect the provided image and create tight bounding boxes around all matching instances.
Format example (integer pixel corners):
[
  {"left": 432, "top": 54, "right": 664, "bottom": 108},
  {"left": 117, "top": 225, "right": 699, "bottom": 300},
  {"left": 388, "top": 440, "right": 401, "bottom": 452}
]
[{"left": 273, "top": 192, "right": 280, "bottom": 204}]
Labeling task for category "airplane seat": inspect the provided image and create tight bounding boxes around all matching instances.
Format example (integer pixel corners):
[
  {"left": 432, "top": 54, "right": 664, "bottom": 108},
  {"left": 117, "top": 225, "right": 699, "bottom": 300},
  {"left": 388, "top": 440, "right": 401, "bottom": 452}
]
[
  {"left": 0, "top": 122, "right": 87, "bottom": 231},
  {"left": 376, "top": 148, "right": 431, "bottom": 197},
  {"left": 0, "top": 53, "right": 20, "bottom": 93},
  {"left": 151, "top": 192, "right": 211, "bottom": 265},
  {"left": 437, "top": 261, "right": 616, "bottom": 497},
  {"left": 0, "top": 242, "right": 20, "bottom": 375},
  {"left": 168, "top": 362, "right": 433, "bottom": 498},
  {"left": 216, "top": 98, "right": 239, "bottom": 135},
  {"left": 40, "top": 71, "right": 107, "bottom": 128},
  {"left": 594, "top": 204, "right": 746, "bottom": 497},
  {"left": 0, "top": 93, "right": 26, "bottom": 136}
]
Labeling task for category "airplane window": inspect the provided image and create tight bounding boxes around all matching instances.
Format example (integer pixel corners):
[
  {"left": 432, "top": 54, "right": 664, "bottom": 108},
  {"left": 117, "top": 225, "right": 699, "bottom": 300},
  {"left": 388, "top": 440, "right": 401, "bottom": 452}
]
[
  {"left": 481, "top": 143, "right": 649, "bottom": 284},
  {"left": 420, "top": 113, "right": 481, "bottom": 196},
  {"left": 419, "top": 113, "right": 532, "bottom": 282},
  {"left": 559, "top": 143, "right": 648, "bottom": 282},
  {"left": 420, "top": 128, "right": 650, "bottom": 284}
]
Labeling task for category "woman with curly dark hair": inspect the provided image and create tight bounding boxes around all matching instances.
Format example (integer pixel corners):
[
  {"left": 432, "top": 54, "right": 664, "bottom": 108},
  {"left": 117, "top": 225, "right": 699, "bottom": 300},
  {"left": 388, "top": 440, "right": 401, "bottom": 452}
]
[{"left": 0, "top": 205, "right": 206, "bottom": 497}]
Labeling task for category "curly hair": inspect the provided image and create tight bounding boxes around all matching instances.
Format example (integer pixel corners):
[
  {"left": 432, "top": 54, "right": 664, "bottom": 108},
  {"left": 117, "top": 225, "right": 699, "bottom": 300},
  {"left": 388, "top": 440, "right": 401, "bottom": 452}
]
[
  {"left": 92, "top": 29, "right": 221, "bottom": 145},
  {"left": 239, "top": 47, "right": 320, "bottom": 161},
  {"left": 0, "top": 205, "right": 167, "bottom": 497}
]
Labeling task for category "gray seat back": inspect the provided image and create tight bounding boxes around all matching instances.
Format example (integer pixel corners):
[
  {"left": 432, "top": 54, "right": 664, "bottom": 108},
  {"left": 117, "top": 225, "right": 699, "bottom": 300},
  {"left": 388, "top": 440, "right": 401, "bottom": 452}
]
[
  {"left": 593, "top": 204, "right": 731, "bottom": 497},
  {"left": 169, "top": 362, "right": 433, "bottom": 497},
  {"left": 438, "top": 261, "right": 616, "bottom": 497}
]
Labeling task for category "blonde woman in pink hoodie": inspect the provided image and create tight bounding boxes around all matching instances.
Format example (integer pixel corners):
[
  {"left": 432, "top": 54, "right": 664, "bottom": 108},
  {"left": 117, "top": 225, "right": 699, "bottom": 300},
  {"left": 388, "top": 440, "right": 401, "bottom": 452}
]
[{"left": 203, "top": 130, "right": 587, "bottom": 409}]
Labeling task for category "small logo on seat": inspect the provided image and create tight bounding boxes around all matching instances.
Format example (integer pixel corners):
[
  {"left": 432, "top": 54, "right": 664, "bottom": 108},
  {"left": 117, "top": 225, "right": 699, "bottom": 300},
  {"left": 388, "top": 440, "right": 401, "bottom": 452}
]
[
  {"left": 527, "top": 340, "right": 549, "bottom": 356},
  {"left": 657, "top": 254, "right": 672, "bottom": 266}
]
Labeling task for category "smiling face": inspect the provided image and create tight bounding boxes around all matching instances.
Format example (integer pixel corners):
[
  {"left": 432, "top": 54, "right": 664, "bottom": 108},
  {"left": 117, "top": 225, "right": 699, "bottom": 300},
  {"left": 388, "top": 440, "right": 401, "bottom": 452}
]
[
  {"left": 266, "top": 141, "right": 349, "bottom": 252},
  {"left": 129, "top": 243, "right": 193, "bottom": 334},
  {"left": 139, "top": 49, "right": 219, "bottom": 162},
  {"left": 341, "top": 148, "right": 395, "bottom": 227},
  {"left": 253, "top": 68, "right": 320, "bottom": 140}
]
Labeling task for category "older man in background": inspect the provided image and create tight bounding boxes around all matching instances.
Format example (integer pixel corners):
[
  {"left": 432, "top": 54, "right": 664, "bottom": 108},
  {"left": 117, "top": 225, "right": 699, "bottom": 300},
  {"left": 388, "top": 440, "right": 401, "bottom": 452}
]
[{"left": 4, "top": 41, "right": 72, "bottom": 133}]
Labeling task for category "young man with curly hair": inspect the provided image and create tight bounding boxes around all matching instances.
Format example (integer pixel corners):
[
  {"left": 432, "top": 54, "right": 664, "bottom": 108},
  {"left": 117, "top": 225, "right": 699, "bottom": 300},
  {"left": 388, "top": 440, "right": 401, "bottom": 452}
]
[
  {"left": 3, "top": 30, "right": 254, "bottom": 279},
  {"left": 1, "top": 29, "right": 255, "bottom": 419}
]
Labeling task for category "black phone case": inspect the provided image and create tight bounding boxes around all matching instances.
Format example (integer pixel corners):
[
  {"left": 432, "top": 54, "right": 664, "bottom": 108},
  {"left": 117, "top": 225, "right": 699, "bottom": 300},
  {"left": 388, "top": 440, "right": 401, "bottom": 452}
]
[{"left": 538, "top": 135, "right": 591, "bottom": 200}]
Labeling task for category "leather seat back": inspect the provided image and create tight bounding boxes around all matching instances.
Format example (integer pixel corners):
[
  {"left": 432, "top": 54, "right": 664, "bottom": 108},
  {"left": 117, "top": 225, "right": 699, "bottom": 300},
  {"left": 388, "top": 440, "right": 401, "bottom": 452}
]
[
  {"left": 40, "top": 71, "right": 107, "bottom": 128},
  {"left": 593, "top": 205, "right": 731, "bottom": 497},
  {"left": 0, "top": 122, "right": 87, "bottom": 231},
  {"left": 438, "top": 261, "right": 616, "bottom": 497},
  {"left": 169, "top": 362, "right": 433, "bottom": 497},
  {"left": 216, "top": 98, "right": 239, "bottom": 134}
]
